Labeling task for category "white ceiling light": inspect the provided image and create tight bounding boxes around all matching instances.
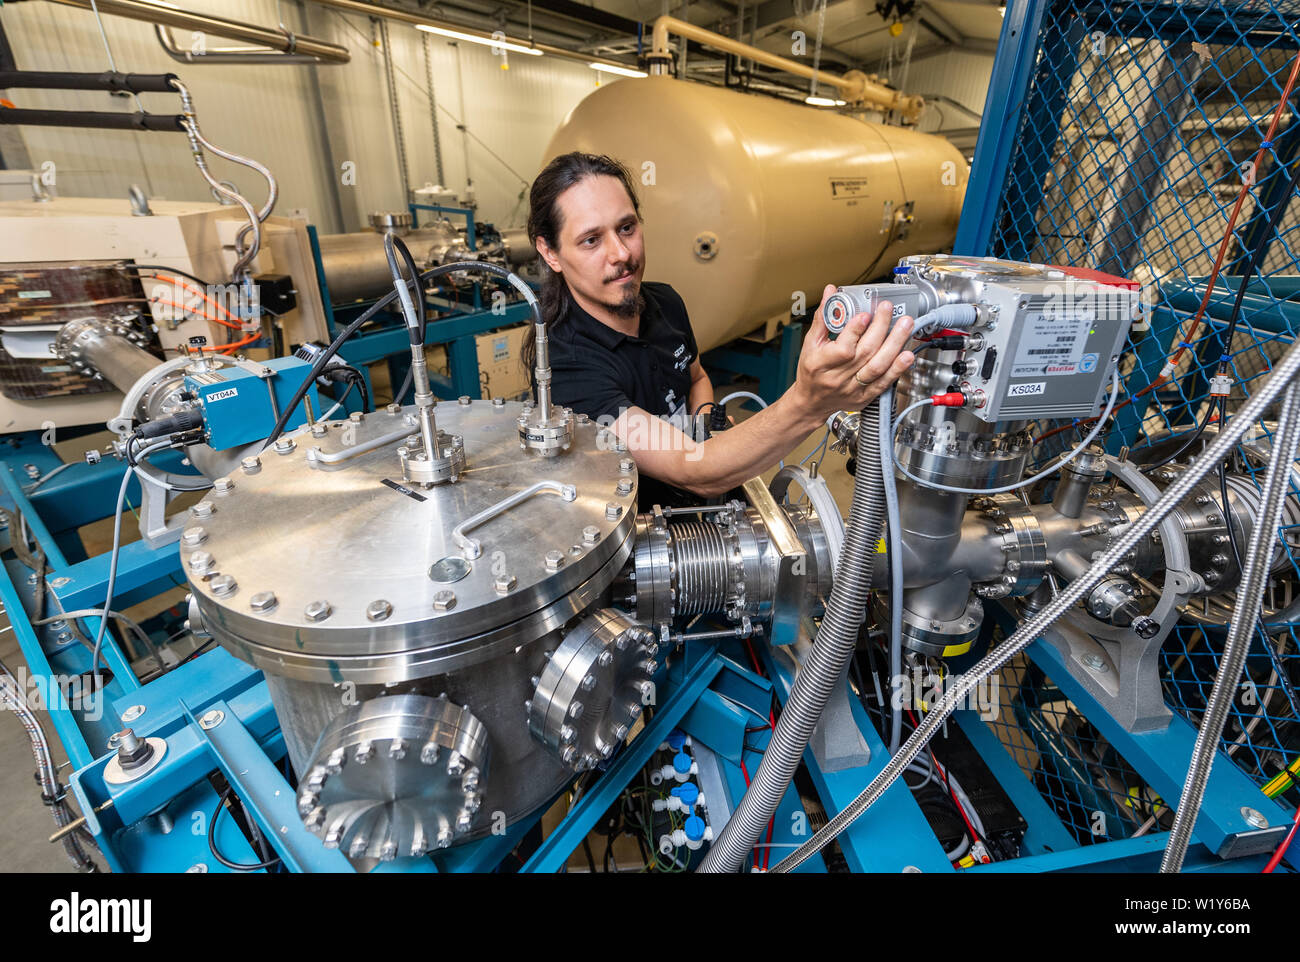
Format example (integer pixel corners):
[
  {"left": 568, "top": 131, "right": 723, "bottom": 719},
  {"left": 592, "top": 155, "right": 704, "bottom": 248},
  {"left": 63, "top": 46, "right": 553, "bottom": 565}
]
[
  {"left": 415, "top": 24, "right": 543, "bottom": 56},
  {"left": 805, "top": 96, "right": 847, "bottom": 107},
  {"left": 590, "top": 62, "right": 648, "bottom": 78}
]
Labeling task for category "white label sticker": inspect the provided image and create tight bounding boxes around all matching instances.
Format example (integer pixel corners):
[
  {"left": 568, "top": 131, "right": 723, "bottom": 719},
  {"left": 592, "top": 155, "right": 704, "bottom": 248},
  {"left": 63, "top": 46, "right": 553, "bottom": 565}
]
[
  {"left": 1007, "top": 381, "right": 1046, "bottom": 398},
  {"left": 1011, "top": 312, "right": 1091, "bottom": 378},
  {"left": 18, "top": 290, "right": 52, "bottom": 299},
  {"left": 207, "top": 388, "right": 238, "bottom": 402}
]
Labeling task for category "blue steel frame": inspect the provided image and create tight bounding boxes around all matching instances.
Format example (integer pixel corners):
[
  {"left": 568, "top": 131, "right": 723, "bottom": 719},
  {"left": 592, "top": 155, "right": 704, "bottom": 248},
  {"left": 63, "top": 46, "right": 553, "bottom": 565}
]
[{"left": 948, "top": 0, "right": 1299, "bottom": 871}]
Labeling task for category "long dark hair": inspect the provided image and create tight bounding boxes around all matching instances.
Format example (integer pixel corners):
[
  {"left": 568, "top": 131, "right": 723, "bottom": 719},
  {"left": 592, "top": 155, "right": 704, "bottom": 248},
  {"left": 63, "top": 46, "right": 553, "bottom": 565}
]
[{"left": 521, "top": 152, "right": 642, "bottom": 376}]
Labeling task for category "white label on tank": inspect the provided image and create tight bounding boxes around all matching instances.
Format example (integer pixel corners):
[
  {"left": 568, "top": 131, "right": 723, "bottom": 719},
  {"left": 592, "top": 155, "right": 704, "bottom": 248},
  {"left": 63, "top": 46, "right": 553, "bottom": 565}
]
[
  {"left": 207, "top": 388, "right": 239, "bottom": 402},
  {"left": 1010, "top": 312, "right": 1091, "bottom": 378},
  {"left": 19, "top": 290, "right": 52, "bottom": 299},
  {"left": 1007, "top": 381, "right": 1046, "bottom": 398}
]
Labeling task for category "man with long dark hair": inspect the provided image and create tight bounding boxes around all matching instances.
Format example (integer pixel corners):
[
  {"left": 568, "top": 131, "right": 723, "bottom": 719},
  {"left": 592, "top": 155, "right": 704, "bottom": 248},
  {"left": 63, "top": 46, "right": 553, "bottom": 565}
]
[{"left": 526, "top": 151, "right": 914, "bottom": 505}]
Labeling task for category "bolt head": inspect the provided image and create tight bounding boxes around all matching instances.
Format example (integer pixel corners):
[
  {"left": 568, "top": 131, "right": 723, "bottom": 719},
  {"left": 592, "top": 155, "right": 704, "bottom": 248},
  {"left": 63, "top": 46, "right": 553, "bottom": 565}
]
[
  {"left": 598, "top": 649, "right": 614, "bottom": 667},
  {"left": 544, "top": 550, "right": 564, "bottom": 570},
  {"left": 182, "top": 526, "right": 207, "bottom": 547},
  {"left": 212, "top": 476, "right": 234, "bottom": 493},
  {"left": 387, "top": 402, "right": 402, "bottom": 413},
  {"left": 273, "top": 437, "right": 296, "bottom": 454},
  {"left": 191, "top": 501, "right": 214, "bottom": 519},
  {"left": 433, "top": 590, "right": 457, "bottom": 611},
  {"left": 210, "top": 573, "right": 238, "bottom": 596},
  {"left": 582, "top": 525, "right": 601, "bottom": 545},
  {"left": 569, "top": 700, "right": 584, "bottom": 719},
  {"left": 349, "top": 410, "right": 364, "bottom": 423},
  {"left": 605, "top": 502, "right": 623, "bottom": 521},
  {"left": 199, "top": 709, "right": 224, "bottom": 729},
  {"left": 581, "top": 673, "right": 597, "bottom": 691},
  {"left": 189, "top": 550, "right": 214, "bottom": 572},
  {"left": 304, "top": 600, "right": 332, "bottom": 622},
  {"left": 493, "top": 574, "right": 517, "bottom": 594},
  {"left": 492, "top": 396, "right": 505, "bottom": 407},
  {"left": 250, "top": 590, "right": 277, "bottom": 612},
  {"left": 366, "top": 599, "right": 393, "bottom": 621},
  {"left": 619, "top": 457, "right": 634, "bottom": 474},
  {"left": 614, "top": 724, "right": 629, "bottom": 740},
  {"left": 121, "top": 704, "right": 145, "bottom": 722},
  {"left": 311, "top": 422, "right": 328, "bottom": 437},
  {"left": 240, "top": 456, "right": 261, "bottom": 474},
  {"left": 1241, "top": 806, "right": 1269, "bottom": 829},
  {"left": 616, "top": 479, "right": 632, "bottom": 496}
]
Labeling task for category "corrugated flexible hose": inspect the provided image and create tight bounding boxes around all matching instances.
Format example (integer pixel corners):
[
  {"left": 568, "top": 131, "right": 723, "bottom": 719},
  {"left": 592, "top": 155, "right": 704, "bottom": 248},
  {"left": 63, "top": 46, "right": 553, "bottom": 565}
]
[
  {"left": 1160, "top": 378, "right": 1300, "bottom": 872},
  {"left": 770, "top": 333, "right": 1300, "bottom": 873},
  {"left": 698, "top": 399, "right": 886, "bottom": 873}
]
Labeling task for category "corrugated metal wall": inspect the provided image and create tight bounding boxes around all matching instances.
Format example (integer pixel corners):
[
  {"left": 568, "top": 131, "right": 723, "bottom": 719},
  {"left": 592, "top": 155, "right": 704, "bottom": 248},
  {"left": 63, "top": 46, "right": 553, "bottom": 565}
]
[
  {"left": 907, "top": 49, "right": 994, "bottom": 138},
  {"left": 0, "top": 0, "right": 601, "bottom": 232}
]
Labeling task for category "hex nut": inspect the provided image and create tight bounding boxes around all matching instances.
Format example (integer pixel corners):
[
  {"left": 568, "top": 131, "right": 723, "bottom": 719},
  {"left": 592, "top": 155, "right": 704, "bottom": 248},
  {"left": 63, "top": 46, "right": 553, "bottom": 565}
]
[
  {"left": 250, "top": 591, "right": 278, "bottom": 612},
  {"left": 304, "top": 600, "right": 333, "bottom": 622}
]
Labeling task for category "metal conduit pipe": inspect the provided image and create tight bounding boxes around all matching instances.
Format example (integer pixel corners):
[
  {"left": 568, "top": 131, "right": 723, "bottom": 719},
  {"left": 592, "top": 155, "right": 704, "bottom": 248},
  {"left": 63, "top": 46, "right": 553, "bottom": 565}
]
[
  {"left": 53, "top": 319, "right": 159, "bottom": 394},
  {"left": 647, "top": 15, "right": 925, "bottom": 120},
  {"left": 0, "top": 659, "right": 97, "bottom": 870},
  {"left": 1160, "top": 379, "right": 1300, "bottom": 872},
  {"left": 40, "top": 0, "right": 350, "bottom": 63},
  {"left": 771, "top": 332, "right": 1300, "bottom": 872},
  {"left": 699, "top": 399, "right": 887, "bottom": 873},
  {"left": 303, "top": 0, "right": 641, "bottom": 73},
  {"left": 154, "top": 25, "right": 328, "bottom": 65}
]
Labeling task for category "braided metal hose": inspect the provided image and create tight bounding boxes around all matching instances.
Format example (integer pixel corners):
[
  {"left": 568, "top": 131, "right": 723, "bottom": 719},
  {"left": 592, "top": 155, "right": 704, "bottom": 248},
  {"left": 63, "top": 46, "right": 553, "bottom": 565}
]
[
  {"left": 699, "top": 399, "right": 886, "bottom": 873},
  {"left": 0, "top": 658, "right": 97, "bottom": 870},
  {"left": 1160, "top": 378, "right": 1300, "bottom": 872},
  {"left": 771, "top": 334, "right": 1300, "bottom": 873}
]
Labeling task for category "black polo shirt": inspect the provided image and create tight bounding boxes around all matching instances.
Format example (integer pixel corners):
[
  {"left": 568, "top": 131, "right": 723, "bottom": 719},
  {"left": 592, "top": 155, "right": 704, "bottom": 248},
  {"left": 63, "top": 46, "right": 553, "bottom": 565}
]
[{"left": 546, "top": 281, "right": 700, "bottom": 508}]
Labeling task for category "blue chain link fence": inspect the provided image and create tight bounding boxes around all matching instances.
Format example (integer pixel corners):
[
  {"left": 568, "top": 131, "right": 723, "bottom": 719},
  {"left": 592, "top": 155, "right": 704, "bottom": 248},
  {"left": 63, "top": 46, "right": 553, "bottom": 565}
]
[{"left": 966, "top": 0, "right": 1300, "bottom": 844}]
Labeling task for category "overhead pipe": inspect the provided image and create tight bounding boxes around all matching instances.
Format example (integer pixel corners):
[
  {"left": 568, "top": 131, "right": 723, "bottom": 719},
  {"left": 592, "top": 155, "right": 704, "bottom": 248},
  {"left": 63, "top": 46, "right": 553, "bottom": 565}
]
[
  {"left": 647, "top": 15, "right": 925, "bottom": 121},
  {"left": 154, "top": 26, "right": 330, "bottom": 65},
  {"left": 37, "top": 0, "right": 351, "bottom": 64},
  {"left": 303, "top": 0, "right": 644, "bottom": 73}
]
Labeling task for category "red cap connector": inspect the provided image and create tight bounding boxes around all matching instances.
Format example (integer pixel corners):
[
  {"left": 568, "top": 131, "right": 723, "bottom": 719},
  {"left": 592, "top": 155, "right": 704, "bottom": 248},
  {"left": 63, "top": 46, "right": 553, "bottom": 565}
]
[{"left": 929, "top": 392, "right": 967, "bottom": 407}]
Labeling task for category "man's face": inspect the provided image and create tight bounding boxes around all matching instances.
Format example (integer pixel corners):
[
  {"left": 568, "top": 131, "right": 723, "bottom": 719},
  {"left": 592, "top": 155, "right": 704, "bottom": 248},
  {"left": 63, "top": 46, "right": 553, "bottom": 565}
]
[{"left": 537, "top": 175, "right": 645, "bottom": 319}]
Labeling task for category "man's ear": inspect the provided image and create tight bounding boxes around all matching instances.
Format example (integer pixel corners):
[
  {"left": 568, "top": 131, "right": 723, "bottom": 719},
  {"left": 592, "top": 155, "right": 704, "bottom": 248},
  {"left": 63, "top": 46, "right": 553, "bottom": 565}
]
[{"left": 535, "top": 237, "right": 562, "bottom": 274}]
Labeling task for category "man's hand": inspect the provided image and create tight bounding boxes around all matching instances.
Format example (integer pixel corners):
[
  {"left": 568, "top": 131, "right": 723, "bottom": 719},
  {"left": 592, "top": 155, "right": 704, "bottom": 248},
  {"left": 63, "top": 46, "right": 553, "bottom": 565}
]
[{"left": 789, "top": 284, "right": 915, "bottom": 419}]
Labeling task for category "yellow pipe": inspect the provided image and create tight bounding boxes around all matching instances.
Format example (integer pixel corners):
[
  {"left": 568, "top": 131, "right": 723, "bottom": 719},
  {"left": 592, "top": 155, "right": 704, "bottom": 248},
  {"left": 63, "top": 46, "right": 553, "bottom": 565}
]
[{"left": 649, "top": 15, "right": 924, "bottom": 121}]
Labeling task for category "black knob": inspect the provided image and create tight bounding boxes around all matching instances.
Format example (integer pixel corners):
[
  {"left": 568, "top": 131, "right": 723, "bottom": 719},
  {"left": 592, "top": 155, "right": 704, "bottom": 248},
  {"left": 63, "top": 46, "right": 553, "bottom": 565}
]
[
  {"left": 1132, "top": 616, "right": 1160, "bottom": 640},
  {"left": 188, "top": 335, "right": 208, "bottom": 349}
]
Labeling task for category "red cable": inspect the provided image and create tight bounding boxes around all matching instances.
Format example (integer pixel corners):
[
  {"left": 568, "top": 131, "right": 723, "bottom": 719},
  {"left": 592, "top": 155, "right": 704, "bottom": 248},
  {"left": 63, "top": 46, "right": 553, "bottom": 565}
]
[
  {"left": 217, "top": 332, "right": 261, "bottom": 354},
  {"left": 148, "top": 273, "right": 239, "bottom": 322},
  {"left": 1262, "top": 803, "right": 1300, "bottom": 873},
  {"left": 150, "top": 297, "right": 241, "bottom": 330}
]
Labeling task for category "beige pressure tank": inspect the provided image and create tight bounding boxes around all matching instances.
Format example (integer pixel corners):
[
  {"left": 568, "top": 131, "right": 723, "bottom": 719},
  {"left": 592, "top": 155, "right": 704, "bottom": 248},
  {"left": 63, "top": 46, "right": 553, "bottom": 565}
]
[{"left": 543, "top": 76, "right": 968, "bottom": 351}]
